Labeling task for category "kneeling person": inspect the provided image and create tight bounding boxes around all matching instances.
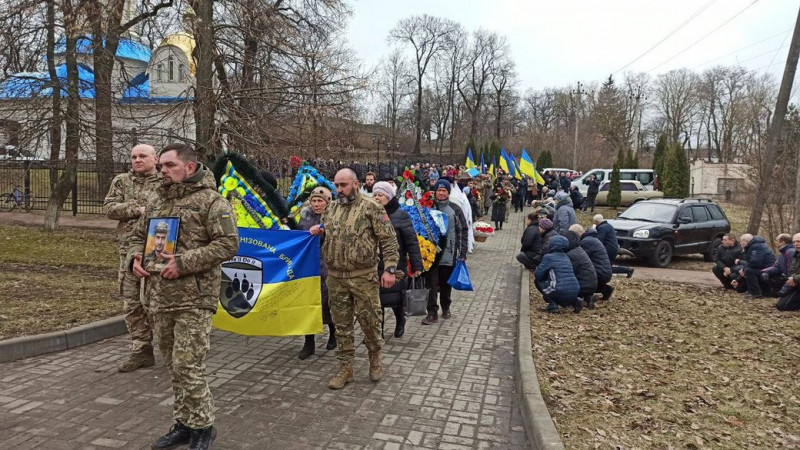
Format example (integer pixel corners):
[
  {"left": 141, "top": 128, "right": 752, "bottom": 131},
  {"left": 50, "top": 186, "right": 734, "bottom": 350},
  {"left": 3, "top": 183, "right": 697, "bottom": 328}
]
[
  {"left": 571, "top": 224, "right": 612, "bottom": 307},
  {"left": 712, "top": 233, "right": 743, "bottom": 290},
  {"left": 534, "top": 236, "right": 580, "bottom": 313}
]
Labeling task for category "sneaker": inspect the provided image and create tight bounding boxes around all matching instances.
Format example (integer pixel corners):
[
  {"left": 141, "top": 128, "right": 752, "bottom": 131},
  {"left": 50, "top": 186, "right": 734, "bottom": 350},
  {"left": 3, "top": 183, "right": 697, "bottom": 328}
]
[
  {"left": 626, "top": 268, "right": 635, "bottom": 279},
  {"left": 441, "top": 309, "right": 451, "bottom": 319},
  {"left": 421, "top": 315, "right": 438, "bottom": 325}
]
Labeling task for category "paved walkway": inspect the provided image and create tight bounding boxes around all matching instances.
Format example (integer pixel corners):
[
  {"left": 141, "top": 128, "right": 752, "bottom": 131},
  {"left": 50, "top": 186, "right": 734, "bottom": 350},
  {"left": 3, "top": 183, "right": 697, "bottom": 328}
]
[{"left": 0, "top": 212, "right": 531, "bottom": 449}]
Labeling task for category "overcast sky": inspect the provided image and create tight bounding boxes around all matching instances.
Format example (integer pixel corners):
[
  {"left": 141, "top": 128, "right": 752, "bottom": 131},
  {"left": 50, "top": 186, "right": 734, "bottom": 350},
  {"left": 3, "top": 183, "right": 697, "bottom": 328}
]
[{"left": 345, "top": 0, "right": 797, "bottom": 93}]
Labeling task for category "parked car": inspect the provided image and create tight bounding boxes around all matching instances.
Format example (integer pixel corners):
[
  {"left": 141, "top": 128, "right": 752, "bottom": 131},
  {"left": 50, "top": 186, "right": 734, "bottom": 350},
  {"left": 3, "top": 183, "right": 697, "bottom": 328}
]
[
  {"left": 607, "top": 198, "right": 731, "bottom": 268},
  {"left": 594, "top": 180, "right": 664, "bottom": 206},
  {"left": 572, "top": 168, "right": 656, "bottom": 193}
]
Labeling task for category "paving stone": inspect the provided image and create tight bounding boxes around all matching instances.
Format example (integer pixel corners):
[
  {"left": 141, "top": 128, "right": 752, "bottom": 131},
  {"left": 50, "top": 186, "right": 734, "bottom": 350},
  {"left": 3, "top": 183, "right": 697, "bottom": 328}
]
[{"left": 0, "top": 211, "right": 533, "bottom": 448}]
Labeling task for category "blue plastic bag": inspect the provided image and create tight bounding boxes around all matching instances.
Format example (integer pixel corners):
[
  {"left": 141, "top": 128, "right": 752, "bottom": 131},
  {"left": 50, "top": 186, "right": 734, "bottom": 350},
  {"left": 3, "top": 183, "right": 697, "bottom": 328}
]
[{"left": 447, "top": 260, "right": 474, "bottom": 291}]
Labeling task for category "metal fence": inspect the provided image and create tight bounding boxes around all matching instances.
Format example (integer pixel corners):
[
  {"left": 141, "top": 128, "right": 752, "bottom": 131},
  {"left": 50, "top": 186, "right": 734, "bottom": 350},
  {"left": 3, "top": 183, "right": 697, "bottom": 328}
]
[{"left": 0, "top": 156, "right": 456, "bottom": 215}]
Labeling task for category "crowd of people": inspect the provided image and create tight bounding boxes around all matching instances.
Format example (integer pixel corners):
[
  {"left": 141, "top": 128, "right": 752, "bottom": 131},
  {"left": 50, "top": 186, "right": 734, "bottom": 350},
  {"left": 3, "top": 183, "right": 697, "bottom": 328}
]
[
  {"left": 102, "top": 143, "right": 799, "bottom": 450},
  {"left": 712, "top": 232, "right": 800, "bottom": 311}
]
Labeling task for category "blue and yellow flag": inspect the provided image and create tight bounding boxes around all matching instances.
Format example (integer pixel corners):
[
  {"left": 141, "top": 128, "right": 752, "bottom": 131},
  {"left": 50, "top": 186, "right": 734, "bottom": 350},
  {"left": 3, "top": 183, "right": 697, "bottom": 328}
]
[
  {"left": 465, "top": 149, "right": 476, "bottom": 169},
  {"left": 213, "top": 228, "right": 323, "bottom": 336},
  {"left": 489, "top": 156, "right": 497, "bottom": 177},
  {"left": 499, "top": 148, "right": 512, "bottom": 176},
  {"left": 520, "top": 149, "right": 545, "bottom": 185}
]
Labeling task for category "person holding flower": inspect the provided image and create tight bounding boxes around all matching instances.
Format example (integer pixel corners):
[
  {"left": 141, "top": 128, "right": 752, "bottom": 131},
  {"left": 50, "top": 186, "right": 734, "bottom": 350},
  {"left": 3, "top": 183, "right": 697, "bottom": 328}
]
[
  {"left": 490, "top": 184, "right": 511, "bottom": 231},
  {"left": 372, "top": 182, "right": 424, "bottom": 338}
]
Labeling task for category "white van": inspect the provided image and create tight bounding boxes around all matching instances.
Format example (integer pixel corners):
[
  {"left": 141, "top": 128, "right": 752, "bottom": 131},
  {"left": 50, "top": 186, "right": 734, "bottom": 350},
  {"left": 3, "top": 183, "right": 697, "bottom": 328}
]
[{"left": 572, "top": 168, "right": 655, "bottom": 193}]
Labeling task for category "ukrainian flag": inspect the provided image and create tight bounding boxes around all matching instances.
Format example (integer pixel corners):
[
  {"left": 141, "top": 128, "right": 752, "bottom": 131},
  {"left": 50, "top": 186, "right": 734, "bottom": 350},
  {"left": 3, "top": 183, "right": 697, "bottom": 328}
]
[
  {"left": 465, "top": 149, "right": 476, "bottom": 169},
  {"left": 489, "top": 156, "right": 497, "bottom": 178},
  {"left": 499, "top": 149, "right": 511, "bottom": 175},
  {"left": 213, "top": 228, "right": 323, "bottom": 336},
  {"left": 520, "top": 148, "right": 545, "bottom": 185}
]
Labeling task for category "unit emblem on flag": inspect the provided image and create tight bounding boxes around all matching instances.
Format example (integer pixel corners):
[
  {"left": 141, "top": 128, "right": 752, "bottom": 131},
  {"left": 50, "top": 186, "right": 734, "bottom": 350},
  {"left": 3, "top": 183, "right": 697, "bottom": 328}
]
[{"left": 220, "top": 256, "right": 263, "bottom": 318}]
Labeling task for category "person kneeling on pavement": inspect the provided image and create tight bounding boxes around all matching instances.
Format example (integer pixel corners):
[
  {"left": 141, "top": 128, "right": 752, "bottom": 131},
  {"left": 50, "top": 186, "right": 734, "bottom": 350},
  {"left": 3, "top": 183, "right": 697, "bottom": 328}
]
[
  {"left": 516, "top": 212, "right": 543, "bottom": 270},
  {"left": 712, "top": 233, "right": 743, "bottom": 290},
  {"left": 570, "top": 224, "right": 613, "bottom": 308},
  {"left": 534, "top": 235, "right": 580, "bottom": 313},
  {"left": 760, "top": 233, "right": 794, "bottom": 296},
  {"left": 562, "top": 229, "right": 597, "bottom": 313},
  {"left": 731, "top": 234, "right": 776, "bottom": 298},
  {"left": 776, "top": 233, "right": 800, "bottom": 311}
]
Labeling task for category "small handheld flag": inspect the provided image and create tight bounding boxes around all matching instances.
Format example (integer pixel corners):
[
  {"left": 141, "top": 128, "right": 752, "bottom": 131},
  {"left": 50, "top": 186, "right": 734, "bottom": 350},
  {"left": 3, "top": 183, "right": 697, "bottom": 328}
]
[{"left": 465, "top": 149, "right": 476, "bottom": 170}]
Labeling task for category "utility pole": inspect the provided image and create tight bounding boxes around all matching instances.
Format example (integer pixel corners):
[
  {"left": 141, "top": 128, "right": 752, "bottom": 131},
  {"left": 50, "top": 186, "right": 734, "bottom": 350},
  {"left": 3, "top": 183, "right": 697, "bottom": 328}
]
[
  {"left": 571, "top": 82, "right": 586, "bottom": 171},
  {"left": 749, "top": 5, "right": 800, "bottom": 234},
  {"left": 629, "top": 88, "right": 646, "bottom": 154}
]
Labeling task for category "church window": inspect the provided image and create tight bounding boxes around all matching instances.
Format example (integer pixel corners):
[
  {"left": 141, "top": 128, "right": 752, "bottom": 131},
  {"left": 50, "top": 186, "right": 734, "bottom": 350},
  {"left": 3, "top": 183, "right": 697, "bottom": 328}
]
[
  {"left": 156, "top": 64, "right": 163, "bottom": 81},
  {"left": 178, "top": 64, "right": 185, "bottom": 82},
  {"left": 168, "top": 56, "right": 174, "bottom": 81}
]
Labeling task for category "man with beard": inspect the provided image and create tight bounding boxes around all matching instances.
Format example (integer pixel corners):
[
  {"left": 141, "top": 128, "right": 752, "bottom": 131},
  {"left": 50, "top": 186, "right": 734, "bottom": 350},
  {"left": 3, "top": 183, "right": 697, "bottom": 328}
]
[
  {"left": 310, "top": 168, "right": 399, "bottom": 390},
  {"left": 360, "top": 171, "right": 376, "bottom": 197},
  {"left": 129, "top": 144, "right": 239, "bottom": 450}
]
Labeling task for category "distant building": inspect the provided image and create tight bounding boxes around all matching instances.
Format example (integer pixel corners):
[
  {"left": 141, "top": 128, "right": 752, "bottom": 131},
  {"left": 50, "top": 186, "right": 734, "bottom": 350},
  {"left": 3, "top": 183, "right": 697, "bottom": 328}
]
[
  {"left": 0, "top": 8, "right": 198, "bottom": 161},
  {"left": 690, "top": 160, "right": 753, "bottom": 201}
]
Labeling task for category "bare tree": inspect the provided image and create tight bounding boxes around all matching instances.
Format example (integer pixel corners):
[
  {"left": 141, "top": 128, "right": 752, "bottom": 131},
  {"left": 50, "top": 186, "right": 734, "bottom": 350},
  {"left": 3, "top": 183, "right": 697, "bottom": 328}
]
[
  {"left": 654, "top": 68, "right": 700, "bottom": 144},
  {"left": 490, "top": 43, "right": 514, "bottom": 141},
  {"left": 389, "top": 14, "right": 454, "bottom": 154},
  {"left": 377, "top": 49, "right": 412, "bottom": 144},
  {"left": 457, "top": 29, "right": 499, "bottom": 144}
]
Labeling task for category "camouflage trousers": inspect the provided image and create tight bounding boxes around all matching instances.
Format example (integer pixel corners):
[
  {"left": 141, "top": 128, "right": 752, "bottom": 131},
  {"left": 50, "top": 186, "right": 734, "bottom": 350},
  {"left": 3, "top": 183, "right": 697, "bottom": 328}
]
[
  {"left": 154, "top": 309, "right": 215, "bottom": 429},
  {"left": 118, "top": 253, "right": 152, "bottom": 353},
  {"left": 327, "top": 273, "right": 383, "bottom": 364}
]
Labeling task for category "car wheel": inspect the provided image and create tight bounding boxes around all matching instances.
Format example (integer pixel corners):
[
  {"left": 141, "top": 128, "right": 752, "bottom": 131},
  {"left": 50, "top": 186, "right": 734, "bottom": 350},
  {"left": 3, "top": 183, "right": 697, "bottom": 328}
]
[
  {"left": 704, "top": 237, "right": 721, "bottom": 262},
  {"left": 648, "top": 240, "right": 673, "bottom": 268}
]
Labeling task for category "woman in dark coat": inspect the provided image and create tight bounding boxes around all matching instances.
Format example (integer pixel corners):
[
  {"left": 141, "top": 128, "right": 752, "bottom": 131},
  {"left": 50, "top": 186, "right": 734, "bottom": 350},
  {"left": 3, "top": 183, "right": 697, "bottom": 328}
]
[
  {"left": 372, "top": 182, "right": 424, "bottom": 338},
  {"left": 490, "top": 186, "right": 510, "bottom": 231},
  {"left": 296, "top": 187, "right": 335, "bottom": 360}
]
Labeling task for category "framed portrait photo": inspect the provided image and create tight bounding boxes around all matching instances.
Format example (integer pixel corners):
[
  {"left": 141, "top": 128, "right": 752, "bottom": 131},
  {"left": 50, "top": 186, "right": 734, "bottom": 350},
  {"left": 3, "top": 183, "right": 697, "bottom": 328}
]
[{"left": 143, "top": 217, "right": 181, "bottom": 274}]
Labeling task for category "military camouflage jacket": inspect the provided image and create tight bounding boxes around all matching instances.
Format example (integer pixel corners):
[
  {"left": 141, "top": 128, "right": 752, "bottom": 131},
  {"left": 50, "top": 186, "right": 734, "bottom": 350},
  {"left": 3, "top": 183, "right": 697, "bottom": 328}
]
[
  {"left": 103, "top": 170, "right": 161, "bottom": 240},
  {"left": 321, "top": 193, "right": 399, "bottom": 278},
  {"left": 127, "top": 165, "right": 239, "bottom": 313}
]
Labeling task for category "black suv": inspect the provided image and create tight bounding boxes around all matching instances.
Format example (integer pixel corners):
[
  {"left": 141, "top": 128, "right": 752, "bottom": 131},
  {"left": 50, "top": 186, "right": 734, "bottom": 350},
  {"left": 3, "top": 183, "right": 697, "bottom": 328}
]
[{"left": 607, "top": 199, "right": 731, "bottom": 268}]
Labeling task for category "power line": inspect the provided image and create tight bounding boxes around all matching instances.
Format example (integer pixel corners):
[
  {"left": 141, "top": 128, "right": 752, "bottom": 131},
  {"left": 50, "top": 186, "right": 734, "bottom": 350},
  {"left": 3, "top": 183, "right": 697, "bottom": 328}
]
[
  {"left": 767, "top": 29, "right": 793, "bottom": 68},
  {"left": 647, "top": 0, "right": 762, "bottom": 73},
  {"left": 614, "top": 0, "right": 717, "bottom": 74},
  {"left": 692, "top": 28, "right": 790, "bottom": 70}
]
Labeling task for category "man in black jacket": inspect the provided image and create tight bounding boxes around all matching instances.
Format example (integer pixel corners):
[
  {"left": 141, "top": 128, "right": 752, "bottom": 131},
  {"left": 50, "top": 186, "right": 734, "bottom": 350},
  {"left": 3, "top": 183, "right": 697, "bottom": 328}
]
[
  {"left": 712, "top": 233, "right": 743, "bottom": 289},
  {"left": 731, "top": 234, "right": 776, "bottom": 298},
  {"left": 584, "top": 175, "right": 600, "bottom": 212},
  {"left": 516, "top": 212, "right": 542, "bottom": 269}
]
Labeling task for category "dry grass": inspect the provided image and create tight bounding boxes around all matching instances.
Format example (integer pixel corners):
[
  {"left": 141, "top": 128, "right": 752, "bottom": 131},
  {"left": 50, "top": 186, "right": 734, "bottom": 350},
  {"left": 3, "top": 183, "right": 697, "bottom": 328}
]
[
  {"left": 530, "top": 275, "right": 800, "bottom": 449},
  {"left": 0, "top": 225, "right": 121, "bottom": 339}
]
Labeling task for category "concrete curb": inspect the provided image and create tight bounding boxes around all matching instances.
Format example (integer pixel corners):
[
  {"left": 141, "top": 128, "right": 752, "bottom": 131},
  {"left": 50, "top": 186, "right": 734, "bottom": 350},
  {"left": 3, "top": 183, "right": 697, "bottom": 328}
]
[
  {"left": 0, "top": 315, "right": 127, "bottom": 363},
  {"left": 516, "top": 268, "right": 565, "bottom": 450}
]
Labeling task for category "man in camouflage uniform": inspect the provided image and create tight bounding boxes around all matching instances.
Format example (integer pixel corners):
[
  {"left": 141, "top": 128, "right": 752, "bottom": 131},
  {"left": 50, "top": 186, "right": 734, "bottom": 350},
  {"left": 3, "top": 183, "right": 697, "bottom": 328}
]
[
  {"left": 128, "top": 144, "right": 238, "bottom": 450},
  {"left": 310, "top": 168, "right": 400, "bottom": 390},
  {"left": 103, "top": 144, "right": 161, "bottom": 372}
]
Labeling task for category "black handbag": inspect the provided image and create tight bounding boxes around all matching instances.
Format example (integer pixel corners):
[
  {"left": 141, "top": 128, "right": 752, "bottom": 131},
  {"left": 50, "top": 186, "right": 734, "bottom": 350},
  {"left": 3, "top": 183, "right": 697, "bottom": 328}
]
[{"left": 403, "top": 275, "right": 429, "bottom": 317}]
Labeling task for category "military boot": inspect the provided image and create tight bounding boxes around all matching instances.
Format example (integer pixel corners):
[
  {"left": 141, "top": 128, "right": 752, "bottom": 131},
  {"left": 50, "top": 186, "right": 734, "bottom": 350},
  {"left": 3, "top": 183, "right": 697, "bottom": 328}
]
[
  {"left": 368, "top": 351, "right": 384, "bottom": 382},
  {"left": 119, "top": 345, "right": 155, "bottom": 373},
  {"left": 328, "top": 363, "right": 353, "bottom": 390},
  {"left": 188, "top": 425, "right": 217, "bottom": 450},
  {"left": 151, "top": 421, "right": 191, "bottom": 449}
]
